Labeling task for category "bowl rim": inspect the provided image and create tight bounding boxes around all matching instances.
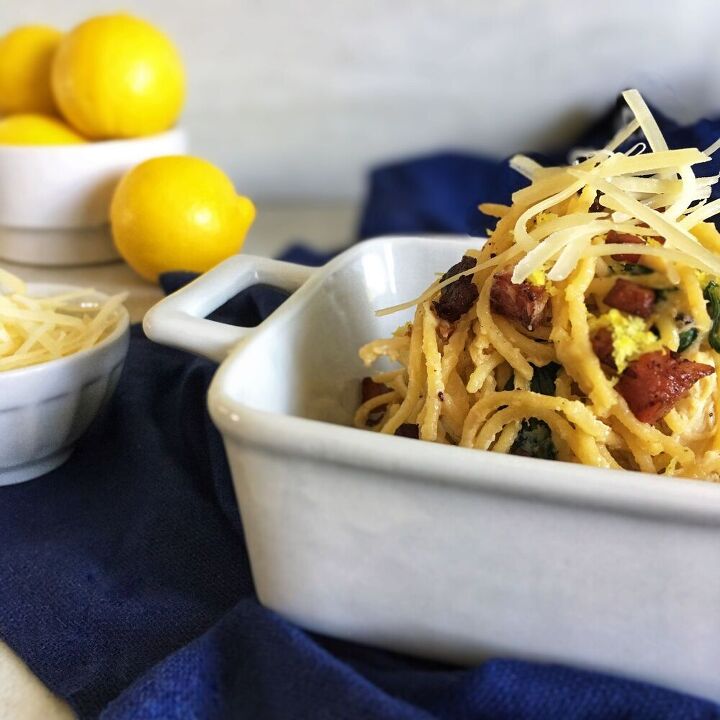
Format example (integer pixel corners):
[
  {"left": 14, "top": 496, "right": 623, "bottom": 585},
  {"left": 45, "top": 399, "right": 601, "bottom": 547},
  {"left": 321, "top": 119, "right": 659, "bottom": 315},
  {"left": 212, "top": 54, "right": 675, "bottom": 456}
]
[
  {"left": 0, "top": 126, "right": 186, "bottom": 156},
  {"left": 0, "top": 281, "right": 130, "bottom": 380},
  {"left": 206, "top": 235, "right": 720, "bottom": 522}
]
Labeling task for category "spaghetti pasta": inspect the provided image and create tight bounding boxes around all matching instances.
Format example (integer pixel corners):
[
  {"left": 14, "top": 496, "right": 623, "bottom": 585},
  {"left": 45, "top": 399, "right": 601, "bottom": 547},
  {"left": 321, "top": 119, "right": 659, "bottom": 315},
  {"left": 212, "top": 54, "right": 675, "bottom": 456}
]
[{"left": 356, "top": 90, "right": 720, "bottom": 481}]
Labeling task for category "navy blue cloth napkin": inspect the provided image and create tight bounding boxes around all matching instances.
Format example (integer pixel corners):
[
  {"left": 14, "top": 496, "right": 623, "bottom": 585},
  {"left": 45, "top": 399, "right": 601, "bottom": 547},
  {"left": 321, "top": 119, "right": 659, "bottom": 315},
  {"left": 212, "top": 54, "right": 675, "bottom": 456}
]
[{"left": 3, "top": 100, "right": 720, "bottom": 719}]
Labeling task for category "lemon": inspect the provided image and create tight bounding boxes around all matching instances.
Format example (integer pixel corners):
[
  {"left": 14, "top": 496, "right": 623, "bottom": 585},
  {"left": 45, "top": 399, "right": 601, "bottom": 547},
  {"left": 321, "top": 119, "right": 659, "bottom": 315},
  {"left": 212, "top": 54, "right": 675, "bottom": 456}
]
[
  {"left": 110, "top": 156, "right": 256, "bottom": 282},
  {"left": 52, "top": 14, "right": 185, "bottom": 139},
  {"left": 0, "top": 114, "right": 86, "bottom": 145},
  {"left": 0, "top": 25, "right": 62, "bottom": 115}
]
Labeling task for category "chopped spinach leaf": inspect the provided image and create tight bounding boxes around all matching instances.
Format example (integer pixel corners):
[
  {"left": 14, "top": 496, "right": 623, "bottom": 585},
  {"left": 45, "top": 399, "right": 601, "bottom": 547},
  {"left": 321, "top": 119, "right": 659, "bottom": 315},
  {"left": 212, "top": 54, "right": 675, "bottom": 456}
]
[
  {"left": 622, "top": 263, "right": 654, "bottom": 276},
  {"left": 530, "top": 362, "right": 561, "bottom": 396},
  {"left": 704, "top": 281, "right": 720, "bottom": 352},
  {"left": 510, "top": 418, "right": 557, "bottom": 460},
  {"left": 654, "top": 287, "right": 678, "bottom": 302},
  {"left": 677, "top": 327, "right": 699, "bottom": 353}
]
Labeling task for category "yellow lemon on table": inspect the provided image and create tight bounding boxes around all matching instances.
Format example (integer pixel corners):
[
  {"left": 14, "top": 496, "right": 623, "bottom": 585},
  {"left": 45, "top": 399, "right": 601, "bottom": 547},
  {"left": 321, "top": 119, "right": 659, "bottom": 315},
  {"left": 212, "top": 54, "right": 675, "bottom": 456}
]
[
  {"left": 0, "top": 25, "right": 62, "bottom": 115},
  {"left": 0, "top": 114, "right": 86, "bottom": 145},
  {"left": 110, "top": 156, "right": 256, "bottom": 282},
  {"left": 52, "top": 14, "right": 185, "bottom": 139}
]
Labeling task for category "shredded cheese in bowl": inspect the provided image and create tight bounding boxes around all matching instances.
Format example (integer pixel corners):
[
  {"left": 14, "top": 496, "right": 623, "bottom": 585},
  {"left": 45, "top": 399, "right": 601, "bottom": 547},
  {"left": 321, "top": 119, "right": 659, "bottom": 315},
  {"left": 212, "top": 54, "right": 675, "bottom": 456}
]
[{"left": 0, "top": 268, "right": 128, "bottom": 372}]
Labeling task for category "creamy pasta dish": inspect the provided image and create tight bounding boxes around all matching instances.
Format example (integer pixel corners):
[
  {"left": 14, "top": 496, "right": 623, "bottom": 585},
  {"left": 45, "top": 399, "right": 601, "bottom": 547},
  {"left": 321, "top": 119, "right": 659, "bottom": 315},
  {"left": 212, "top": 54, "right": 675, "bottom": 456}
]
[{"left": 357, "top": 90, "right": 720, "bottom": 480}]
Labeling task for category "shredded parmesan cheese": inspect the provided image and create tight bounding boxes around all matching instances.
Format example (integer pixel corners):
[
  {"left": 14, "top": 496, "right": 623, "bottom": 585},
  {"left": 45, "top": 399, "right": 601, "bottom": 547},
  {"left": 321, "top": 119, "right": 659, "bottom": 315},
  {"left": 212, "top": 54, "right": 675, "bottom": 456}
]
[
  {"left": 380, "top": 86, "right": 720, "bottom": 329},
  {"left": 621, "top": 89, "right": 668, "bottom": 153},
  {"left": 0, "top": 269, "right": 127, "bottom": 371},
  {"left": 509, "top": 154, "right": 544, "bottom": 180}
]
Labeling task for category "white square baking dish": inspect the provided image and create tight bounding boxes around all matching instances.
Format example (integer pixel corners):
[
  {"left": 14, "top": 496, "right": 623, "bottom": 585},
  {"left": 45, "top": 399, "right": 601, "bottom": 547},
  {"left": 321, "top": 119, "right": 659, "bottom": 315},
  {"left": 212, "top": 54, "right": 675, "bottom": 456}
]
[{"left": 144, "top": 236, "right": 720, "bottom": 702}]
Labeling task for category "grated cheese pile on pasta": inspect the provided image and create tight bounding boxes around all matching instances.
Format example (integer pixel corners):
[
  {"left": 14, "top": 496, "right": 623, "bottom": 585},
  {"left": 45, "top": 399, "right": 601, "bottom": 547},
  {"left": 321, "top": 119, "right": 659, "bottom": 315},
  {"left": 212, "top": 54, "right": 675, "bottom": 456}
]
[
  {"left": 356, "top": 89, "right": 720, "bottom": 480},
  {"left": 0, "top": 268, "right": 127, "bottom": 371}
]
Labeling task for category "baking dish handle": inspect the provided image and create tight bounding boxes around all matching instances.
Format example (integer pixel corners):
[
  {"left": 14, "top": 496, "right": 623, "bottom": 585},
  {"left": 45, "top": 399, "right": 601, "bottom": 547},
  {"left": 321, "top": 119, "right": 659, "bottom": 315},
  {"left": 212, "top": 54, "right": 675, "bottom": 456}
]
[{"left": 143, "top": 254, "right": 316, "bottom": 362}]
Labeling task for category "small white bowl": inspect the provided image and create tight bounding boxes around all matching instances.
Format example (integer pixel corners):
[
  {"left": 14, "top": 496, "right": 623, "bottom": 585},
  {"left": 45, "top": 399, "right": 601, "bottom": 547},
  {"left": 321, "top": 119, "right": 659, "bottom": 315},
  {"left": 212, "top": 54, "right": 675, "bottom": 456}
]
[
  {"left": 0, "top": 128, "right": 187, "bottom": 266},
  {"left": 0, "top": 283, "right": 130, "bottom": 485}
]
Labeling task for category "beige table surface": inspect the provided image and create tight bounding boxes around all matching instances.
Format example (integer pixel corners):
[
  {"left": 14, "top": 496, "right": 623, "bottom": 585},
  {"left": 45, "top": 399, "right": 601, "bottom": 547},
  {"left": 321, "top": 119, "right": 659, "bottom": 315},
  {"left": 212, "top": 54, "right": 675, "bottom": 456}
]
[{"left": 0, "top": 201, "right": 357, "bottom": 719}]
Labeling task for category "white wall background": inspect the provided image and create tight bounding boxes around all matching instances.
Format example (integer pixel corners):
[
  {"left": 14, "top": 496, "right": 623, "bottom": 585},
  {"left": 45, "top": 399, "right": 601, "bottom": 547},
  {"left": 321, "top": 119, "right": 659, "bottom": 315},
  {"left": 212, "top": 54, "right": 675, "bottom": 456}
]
[{"left": 1, "top": 0, "right": 719, "bottom": 200}]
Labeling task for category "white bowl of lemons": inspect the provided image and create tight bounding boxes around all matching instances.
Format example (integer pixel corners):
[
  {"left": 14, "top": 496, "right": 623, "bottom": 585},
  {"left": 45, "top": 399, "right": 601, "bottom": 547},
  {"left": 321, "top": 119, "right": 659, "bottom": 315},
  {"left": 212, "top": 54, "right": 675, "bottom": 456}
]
[{"left": 0, "top": 15, "right": 188, "bottom": 267}]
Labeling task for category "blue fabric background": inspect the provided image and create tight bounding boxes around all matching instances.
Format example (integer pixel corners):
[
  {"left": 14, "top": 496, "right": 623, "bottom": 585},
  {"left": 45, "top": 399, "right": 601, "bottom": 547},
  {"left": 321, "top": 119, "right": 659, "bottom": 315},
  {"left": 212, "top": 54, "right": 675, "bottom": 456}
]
[{"left": 2, "top": 100, "right": 720, "bottom": 719}]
